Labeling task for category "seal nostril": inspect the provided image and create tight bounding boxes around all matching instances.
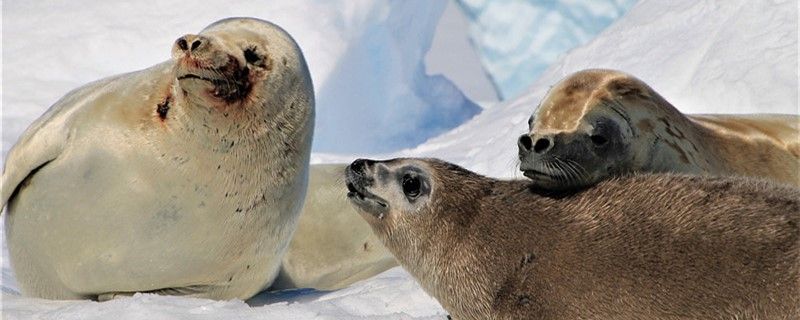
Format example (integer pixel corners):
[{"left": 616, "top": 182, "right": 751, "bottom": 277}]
[
  {"left": 518, "top": 135, "right": 533, "bottom": 151},
  {"left": 533, "top": 138, "right": 551, "bottom": 153},
  {"left": 177, "top": 38, "right": 188, "bottom": 51},
  {"left": 191, "top": 40, "right": 202, "bottom": 51}
]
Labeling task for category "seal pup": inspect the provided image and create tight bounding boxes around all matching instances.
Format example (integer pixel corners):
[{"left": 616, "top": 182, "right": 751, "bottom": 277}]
[
  {"left": 346, "top": 158, "right": 800, "bottom": 319},
  {"left": 1, "top": 18, "right": 314, "bottom": 300},
  {"left": 518, "top": 69, "right": 800, "bottom": 190},
  {"left": 272, "top": 164, "right": 397, "bottom": 290}
]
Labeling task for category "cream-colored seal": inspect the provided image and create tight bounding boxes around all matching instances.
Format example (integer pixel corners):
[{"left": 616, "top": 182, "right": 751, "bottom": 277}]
[
  {"left": 272, "top": 164, "right": 396, "bottom": 290},
  {"left": 1, "top": 18, "right": 314, "bottom": 300},
  {"left": 345, "top": 157, "right": 800, "bottom": 319},
  {"left": 518, "top": 69, "right": 800, "bottom": 190}
]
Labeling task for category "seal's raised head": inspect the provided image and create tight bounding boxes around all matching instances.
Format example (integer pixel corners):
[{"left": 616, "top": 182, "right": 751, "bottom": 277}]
[
  {"left": 517, "top": 69, "right": 672, "bottom": 190},
  {"left": 345, "top": 158, "right": 487, "bottom": 251},
  {"left": 172, "top": 18, "right": 312, "bottom": 118}
]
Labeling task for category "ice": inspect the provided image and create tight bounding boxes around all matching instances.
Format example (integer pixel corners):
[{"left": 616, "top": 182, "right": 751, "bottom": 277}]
[
  {"left": 2, "top": 0, "right": 798, "bottom": 318},
  {"left": 455, "top": 0, "right": 638, "bottom": 99}
]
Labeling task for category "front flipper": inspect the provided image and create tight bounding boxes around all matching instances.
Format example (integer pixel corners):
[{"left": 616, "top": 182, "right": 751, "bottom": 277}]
[
  {"left": 1, "top": 124, "right": 67, "bottom": 210},
  {"left": 96, "top": 285, "right": 214, "bottom": 301}
]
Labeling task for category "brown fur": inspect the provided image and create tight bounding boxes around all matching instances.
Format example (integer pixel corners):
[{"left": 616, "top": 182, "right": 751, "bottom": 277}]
[
  {"left": 351, "top": 158, "right": 800, "bottom": 320},
  {"left": 521, "top": 69, "right": 800, "bottom": 189}
]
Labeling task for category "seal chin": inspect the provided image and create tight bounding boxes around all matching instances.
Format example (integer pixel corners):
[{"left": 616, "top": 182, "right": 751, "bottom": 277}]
[
  {"left": 521, "top": 167, "right": 591, "bottom": 191},
  {"left": 346, "top": 182, "right": 389, "bottom": 219},
  {"left": 176, "top": 55, "right": 252, "bottom": 103}
]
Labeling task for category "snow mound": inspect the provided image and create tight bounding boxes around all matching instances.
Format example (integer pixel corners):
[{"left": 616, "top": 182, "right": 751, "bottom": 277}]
[
  {"left": 410, "top": 0, "right": 798, "bottom": 179},
  {"left": 456, "top": 0, "right": 638, "bottom": 99},
  {"left": 1, "top": 0, "right": 479, "bottom": 157}
]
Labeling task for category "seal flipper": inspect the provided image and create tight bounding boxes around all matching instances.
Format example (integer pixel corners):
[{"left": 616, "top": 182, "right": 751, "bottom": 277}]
[
  {"left": 1, "top": 127, "right": 66, "bottom": 211},
  {"left": 96, "top": 285, "right": 214, "bottom": 301},
  {"left": 1, "top": 76, "right": 111, "bottom": 211}
]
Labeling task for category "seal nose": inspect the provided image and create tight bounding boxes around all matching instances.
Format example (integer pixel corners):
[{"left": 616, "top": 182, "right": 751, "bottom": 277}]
[
  {"left": 175, "top": 34, "right": 207, "bottom": 54},
  {"left": 349, "top": 158, "right": 375, "bottom": 175},
  {"left": 518, "top": 134, "right": 533, "bottom": 153},
  {"left": 533, "top": 137, "right": 552, "bottom": 154}
]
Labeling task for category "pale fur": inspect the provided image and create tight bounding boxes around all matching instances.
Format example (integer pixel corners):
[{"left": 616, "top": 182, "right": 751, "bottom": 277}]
[
  {"left": 272, "top": 164, "right": 396, "bottom": 290},
  {"left": 521, "top": 69, "right": 800, "bottom": 189},
  {"left": 1, "top": 18, "right": 314, "bottom": 300}
]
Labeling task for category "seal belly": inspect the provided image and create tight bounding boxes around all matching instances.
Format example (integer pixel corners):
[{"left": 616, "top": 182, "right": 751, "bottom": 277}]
[{"left": 6, "top": 131, "right": 293, "bottom": 299}]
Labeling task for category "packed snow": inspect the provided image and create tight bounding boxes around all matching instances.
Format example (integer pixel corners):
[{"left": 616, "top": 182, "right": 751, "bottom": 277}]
[
  {"left": 455, "top": 0, "right": 638, "bottom": 99},
  {"left": 2, "top": 0, "right": 798, "bottom": 318}
]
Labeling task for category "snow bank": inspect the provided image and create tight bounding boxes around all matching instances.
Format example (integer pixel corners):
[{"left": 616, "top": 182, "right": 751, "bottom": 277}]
[
  {"left": 455, "top": 0, "right": 638, "bottom": 99},
  {"left": 409, "top": 0, "right": 798, "bottom": 179},
  {"left": 313, "top": 1, "right": 481, "bottom": 153},
  {"left": 1, "top": 0, "right": 479, "bottom": 157}
]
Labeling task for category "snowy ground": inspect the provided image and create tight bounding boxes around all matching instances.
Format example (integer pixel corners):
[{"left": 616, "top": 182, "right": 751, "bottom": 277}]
[{"left": 2, "top": 0, "right": 798, "bottom": 318}]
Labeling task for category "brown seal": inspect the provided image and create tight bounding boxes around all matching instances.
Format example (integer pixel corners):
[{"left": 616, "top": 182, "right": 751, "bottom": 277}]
[
  {"left": 345, "top": 157, "right": 800, "bottom": 319},
  {"left": 517, "top": 69, "right": 800, "bottom": 190}
]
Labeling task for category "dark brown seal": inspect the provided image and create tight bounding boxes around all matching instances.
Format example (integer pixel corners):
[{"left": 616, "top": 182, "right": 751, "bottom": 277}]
[{"left": 345, "top": 158, "right": 800, "bottom": 319}]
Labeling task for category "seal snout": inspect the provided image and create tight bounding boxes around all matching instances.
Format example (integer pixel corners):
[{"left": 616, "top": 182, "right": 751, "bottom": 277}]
[
  {"left": 345, "top": 159, "right": 389, "bottom": 216},
  {"left": 174, "top": 34, "right": 209, "bottom": 56},
  {"left": 518, "top": 134, "right": 553, "bottom": 156},
  {"left": 345, "top": 159, "right": 375, "bottom": 199}
]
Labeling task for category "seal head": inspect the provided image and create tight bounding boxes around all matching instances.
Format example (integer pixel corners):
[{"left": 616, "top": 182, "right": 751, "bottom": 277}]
[{"left": 517, "top": 70, "right": 646, "bottom": 190}]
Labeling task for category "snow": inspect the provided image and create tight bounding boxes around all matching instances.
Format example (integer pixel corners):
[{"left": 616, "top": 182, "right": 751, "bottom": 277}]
[
  {"left": 455, "top": 0, "right": 638, "bottom": 99},
  {"left": 1, "top": 0, "right": 480, "bottom": 157},
  {"left": 404, "top": 0, "right": 799, "bottom": 179},
  {"left": 2, "top": 0, "right": 798, "bottom": 318},
  {"left": 426, "top": 1, "right": 500, "bottom": 105}
]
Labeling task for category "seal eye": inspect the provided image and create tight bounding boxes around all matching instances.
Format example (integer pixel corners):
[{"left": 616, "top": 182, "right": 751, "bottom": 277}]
[
  {"left": 590, "top": 134, "right": 608, "bottom": 146},
  {"left": 243, "top": 47, "right": 261, "bottom": 65},
  {"left": 402, "top": 174, "right": 421, "bottom": 199}
]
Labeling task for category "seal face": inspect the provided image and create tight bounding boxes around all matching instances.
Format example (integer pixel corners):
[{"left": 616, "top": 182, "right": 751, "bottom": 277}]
[
  {"left": 347, "top": 158, "right": 800, "bottom": 319},
  {"left": 518, "top": 69, "right": 800, "bottom": 190},
  {"left": 1, "top": 18, "right": 314, "bottom": 300}
]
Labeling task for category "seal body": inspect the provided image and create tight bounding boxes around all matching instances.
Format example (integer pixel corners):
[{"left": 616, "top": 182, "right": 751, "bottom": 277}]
[
  {"left": 272, "top": 164, "right": 396, "bottom": 290},
  {"left": 1, "top": 18, "right": 314, "bottom": 300},
  {"left": 518, "top": 69, "right": 800, "bottom": 190},
  {"left": 346, "top": 158, "right": 800, "bottom": 319}
]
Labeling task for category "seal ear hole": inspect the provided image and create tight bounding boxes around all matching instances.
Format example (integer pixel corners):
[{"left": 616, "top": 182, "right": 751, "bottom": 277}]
[
  {"left": 590, "top": 134, "right": 608, "bottom": 146},
  {"left": 401, "top": 174, "right": 421, "bottom": 200}
]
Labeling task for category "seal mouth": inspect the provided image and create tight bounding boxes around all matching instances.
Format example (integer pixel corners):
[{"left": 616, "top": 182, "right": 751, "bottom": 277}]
[
  {"left": 345, "top": 170, "right": 389, "bottom": 219},
  {"left": 521, "top": 169, "right": 554, "bottom": 180},
  {"left": 177, "top": 55, "right": 252, "bottom": 103}
]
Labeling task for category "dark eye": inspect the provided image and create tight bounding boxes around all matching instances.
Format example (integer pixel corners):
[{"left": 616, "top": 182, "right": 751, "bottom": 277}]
[
  {"left": 590, "top": 134, "right": 608, "bottom": 146},
  {"left": 402, "top": 174, "right": 421, "bottom": 199},
  {"left": 243, "top": 47, "right": 261, "bottom": 65}
]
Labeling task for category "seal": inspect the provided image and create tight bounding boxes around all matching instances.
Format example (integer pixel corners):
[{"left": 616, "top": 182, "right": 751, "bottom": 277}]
[
  {"left": 345, "top": 158, "right": 800, "bottom": 319},
  {"left": 271, "top": 164, "right": 397, "bottom": 290},
  {"left": 517, "top": 69, "right": 800, "bottom": 190},
  {"left": 1, "top": 17, "right": 314, "bottom": 300}
]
